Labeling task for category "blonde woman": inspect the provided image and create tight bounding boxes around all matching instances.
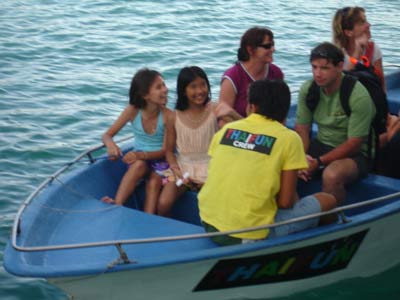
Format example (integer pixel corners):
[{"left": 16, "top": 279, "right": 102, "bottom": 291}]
[{"left": 332, "top": 6, "right": 385, "bottom": 89}]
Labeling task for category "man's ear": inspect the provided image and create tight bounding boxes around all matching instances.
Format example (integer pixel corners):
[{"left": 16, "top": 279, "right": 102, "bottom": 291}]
[{"left": 248, "top": 103, "right": 257, "bottom": 114}]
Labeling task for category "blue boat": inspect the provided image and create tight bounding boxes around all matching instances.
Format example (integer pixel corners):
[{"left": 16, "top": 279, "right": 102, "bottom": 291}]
[
  {"left": 386, "top": 69, "right": 400, "bottom": 114},
  {"left": 4, "top": 70, "right": 400, "bottom": 300}
]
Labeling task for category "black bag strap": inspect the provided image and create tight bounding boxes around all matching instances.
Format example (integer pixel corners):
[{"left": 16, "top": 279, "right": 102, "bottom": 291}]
[
  {"left": 340, "top": 74, "right": 378, "bottom": 169},
  {"left": 305, "top": 80, "right": 320, "bottom": 112},
  {"left": 306, "top": 75, "right": 356, "bottom": 115},
  {"left": 339, "top": 75, "right": 357, "bottom": 117}
]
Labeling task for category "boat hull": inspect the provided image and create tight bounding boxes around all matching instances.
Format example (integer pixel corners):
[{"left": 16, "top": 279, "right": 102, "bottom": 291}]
[
  {"left": 4, "top": 127, "right": 400, "bottom": 299},
  {"left": 48, "top": 209, "right": 400, "bottom": 300}
]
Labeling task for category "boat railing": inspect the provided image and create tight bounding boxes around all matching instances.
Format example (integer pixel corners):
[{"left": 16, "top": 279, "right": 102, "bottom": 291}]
[{"left": 10, "top": 138, "right": 400, "bottom": 253}]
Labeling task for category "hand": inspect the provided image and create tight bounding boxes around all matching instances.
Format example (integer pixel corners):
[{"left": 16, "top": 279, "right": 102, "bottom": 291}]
[
  {"left": 308, "top": 155, "right": 320, "bottom": 174},
  {"left": 170, "top": 165, "right": 183, "bottom": 179},
  {"left": 298, "top": 155, "right": 319, "bottom": 181},
  {"left": 215, "top": 102, "right": 233, "bottom": 117},
  {"left": 106, "top": 143, "right": 122, "bottom": 161},
  {"left": 122, "top": 151, "right": 141, "bottom": 164},
  {"left": 298, "top": 169, "right": 311, "bottom": 182},
  {"left": 354, "top": 33, "right": 369, "bottom": 58},
  {"left": 387, "top": 114, "right": 400, "bottom": 141},
  {"left": 215, "top": 101, "right": 240, "bottom": 127},
  {"left": 170, "top": 165, "right": 190, "bottom": 186}
]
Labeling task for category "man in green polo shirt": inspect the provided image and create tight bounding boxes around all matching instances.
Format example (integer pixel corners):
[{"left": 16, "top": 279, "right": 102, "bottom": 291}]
[{"left": 295, "top": 42, "right": 375, "bottom": 205}]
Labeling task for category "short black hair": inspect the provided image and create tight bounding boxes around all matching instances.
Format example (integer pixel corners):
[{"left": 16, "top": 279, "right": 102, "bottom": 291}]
[
  {"left": 248, "top": 79, "right": 290, "bottom": 123},
  {"left": 309, "top": 42, "right": 344, "bottom": 66}
]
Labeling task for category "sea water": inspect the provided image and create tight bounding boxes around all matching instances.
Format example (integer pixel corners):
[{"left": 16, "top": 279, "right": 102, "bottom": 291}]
[{"left": 1, "top": 1, "right": 400, "bottom": 299}]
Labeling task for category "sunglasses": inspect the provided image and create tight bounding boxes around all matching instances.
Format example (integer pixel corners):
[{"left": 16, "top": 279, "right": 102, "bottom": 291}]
[
  {"left": 311, "top": 49, "right": 329, "bottom": 59},
  {"left": 310, "top": 48, "right": 344, "bottom": 64},
  {"left": 257, "top": 41, "right": 275, "bottom": 50}
]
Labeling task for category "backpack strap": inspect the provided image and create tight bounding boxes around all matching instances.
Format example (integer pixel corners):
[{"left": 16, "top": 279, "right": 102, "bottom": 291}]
[
  {"left": 306, "top": 75, "right": 357, "bottom": 115},
  {"left": 339, "top": 75, "right": 357, "bottom": 116},
  {"left": 341, "top": 73, "right": 379, "bottom": 170},
  {"left": 305, "top": 80, "right": 320, "bottom": 112}
]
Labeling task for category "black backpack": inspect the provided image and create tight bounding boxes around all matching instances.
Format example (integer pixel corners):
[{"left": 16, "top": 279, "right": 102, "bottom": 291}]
[{"left": 305, "top": 63, "right": 388, "bottom": 168}]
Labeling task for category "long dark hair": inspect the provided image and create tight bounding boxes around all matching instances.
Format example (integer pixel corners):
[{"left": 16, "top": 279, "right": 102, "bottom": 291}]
[
  {"left": 175, "top": 66, "right": 211, "bottom": 111},
  {"left": 129, "top": 68, "right": 161, "bottom": 108},
  {"left": 237, "top": 27, "right": 274, "bottom": 61}
]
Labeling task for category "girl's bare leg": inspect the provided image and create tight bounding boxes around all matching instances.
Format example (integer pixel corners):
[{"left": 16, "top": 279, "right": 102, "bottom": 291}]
[
  {"left": 143, "top": 171, "right": 162, "bottom": 214},
  {"left": 102, "top": 160, "right": 148, "bottom": 205},
  {"left": 157, "top": 182, "right": 187, "bottom": 217}
]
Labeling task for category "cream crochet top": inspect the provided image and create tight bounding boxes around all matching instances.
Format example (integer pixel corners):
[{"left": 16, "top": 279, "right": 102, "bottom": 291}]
[{"left": 175, "top": 103, "right": 218, "bottom": 184}]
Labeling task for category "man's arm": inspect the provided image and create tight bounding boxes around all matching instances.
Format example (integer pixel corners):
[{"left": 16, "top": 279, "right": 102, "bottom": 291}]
[
  {"left": 294, "top": 123, "right": 311, "bottom": 152},
  {"left": 318, "top": 137, "right": 363, "bottom": 166}
]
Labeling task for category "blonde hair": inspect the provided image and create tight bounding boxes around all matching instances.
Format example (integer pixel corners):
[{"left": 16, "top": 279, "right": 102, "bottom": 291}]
[{"left": 332, "top": 6, "right": 366, "bottom": 50}]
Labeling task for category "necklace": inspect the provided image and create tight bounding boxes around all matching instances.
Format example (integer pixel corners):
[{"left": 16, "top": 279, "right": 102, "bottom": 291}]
[
  {"left": 182, "top": 107, "right": 209, "bottom": 126},
  {"left": 141, "top": 110, "right": 159, "bottom": 134}
]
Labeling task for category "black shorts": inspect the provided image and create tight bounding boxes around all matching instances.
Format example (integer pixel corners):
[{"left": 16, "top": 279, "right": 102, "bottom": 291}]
[{"left": 308, "top": 139, "right": 369, "bottom": 180}]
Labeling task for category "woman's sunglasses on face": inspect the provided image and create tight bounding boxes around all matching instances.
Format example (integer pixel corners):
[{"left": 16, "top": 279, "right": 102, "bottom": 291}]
[{"left": 257, "top": 40, "right": 275, "bottom": 50}]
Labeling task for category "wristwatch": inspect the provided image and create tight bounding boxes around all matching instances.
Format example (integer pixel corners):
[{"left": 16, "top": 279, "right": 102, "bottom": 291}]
[{"left": 316, "top": 156, "right": 324, "bottom": 169}]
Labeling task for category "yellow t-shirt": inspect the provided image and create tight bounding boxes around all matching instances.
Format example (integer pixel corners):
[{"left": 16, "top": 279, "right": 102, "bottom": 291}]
[{"left": 198, "top": 114, "right": 308, "bottom": 239}]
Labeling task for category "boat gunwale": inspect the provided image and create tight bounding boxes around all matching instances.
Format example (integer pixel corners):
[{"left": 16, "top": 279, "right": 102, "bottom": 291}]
[
  {"left": 7, "top": 201, "right": 400, "bottom": 278},
  {"left": 9, "top": 137, "right": 400, "bottom": 252}
]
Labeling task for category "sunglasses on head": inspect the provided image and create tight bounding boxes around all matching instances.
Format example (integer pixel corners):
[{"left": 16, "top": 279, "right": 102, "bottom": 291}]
[
  {"left": 257, "top": 41, "right": 275, "bottom": 50},
  {"left": 311, "top": 49, "right": 329, "bottom": 59},
  {"left": 310, "top": 48, "right": 343, "bottom": 64}
]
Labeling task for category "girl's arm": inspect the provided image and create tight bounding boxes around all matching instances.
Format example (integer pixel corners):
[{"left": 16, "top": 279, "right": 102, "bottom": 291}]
[
  {"left": 102, "top": 105, "right": 137, "bottom": 160},
  {"left": 276, "top": 169, "right": 299, "bottom": 209},
  {"left": 213, "top": 101, "right": 242, "bottom": 127},
  {"left": 164, "top": 111, "right": 184, "bottom": 179}
]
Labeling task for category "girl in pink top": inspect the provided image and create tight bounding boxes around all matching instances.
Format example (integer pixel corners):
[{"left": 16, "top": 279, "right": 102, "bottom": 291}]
[{"left": 157, "top": 66, "right": 238, "bottom": 216}]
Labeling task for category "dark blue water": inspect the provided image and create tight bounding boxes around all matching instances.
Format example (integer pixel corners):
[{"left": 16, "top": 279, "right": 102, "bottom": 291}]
[{"left": 1, "top": 1, "right": 400, "bottom": 299}]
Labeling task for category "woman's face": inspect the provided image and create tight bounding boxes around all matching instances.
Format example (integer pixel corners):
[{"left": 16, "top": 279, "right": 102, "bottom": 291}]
[
  {"left": 185, "top": 76, "right": 209, "bottom": 106},
  {"left": 250, "top": 35, "right": 275, "bottom": 64},
  {"left": 351, "top": 12, "right": 371, "bottom": 39}
]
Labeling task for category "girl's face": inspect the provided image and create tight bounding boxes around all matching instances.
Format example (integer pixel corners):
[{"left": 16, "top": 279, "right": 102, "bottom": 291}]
[
  {"left": 144, "top": 75, "right": 168, "bottom": 106},
  {"left": 185, "top": 76, "right": 209, "bottom": 106}
]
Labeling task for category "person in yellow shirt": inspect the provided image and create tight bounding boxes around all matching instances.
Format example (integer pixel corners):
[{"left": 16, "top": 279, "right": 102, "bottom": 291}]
[{"left": 198, "top": 79, "right": 337, "bottom": 246}]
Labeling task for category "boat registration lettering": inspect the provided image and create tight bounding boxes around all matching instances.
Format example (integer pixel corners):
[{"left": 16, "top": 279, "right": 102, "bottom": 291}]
[{"left": 193, "top": 229, "right": 368, "bottom": 291}]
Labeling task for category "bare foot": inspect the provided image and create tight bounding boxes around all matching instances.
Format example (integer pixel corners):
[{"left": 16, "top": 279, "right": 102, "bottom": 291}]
[{"left": 101, "top": 196, "right": 116, "bottom": 204}]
